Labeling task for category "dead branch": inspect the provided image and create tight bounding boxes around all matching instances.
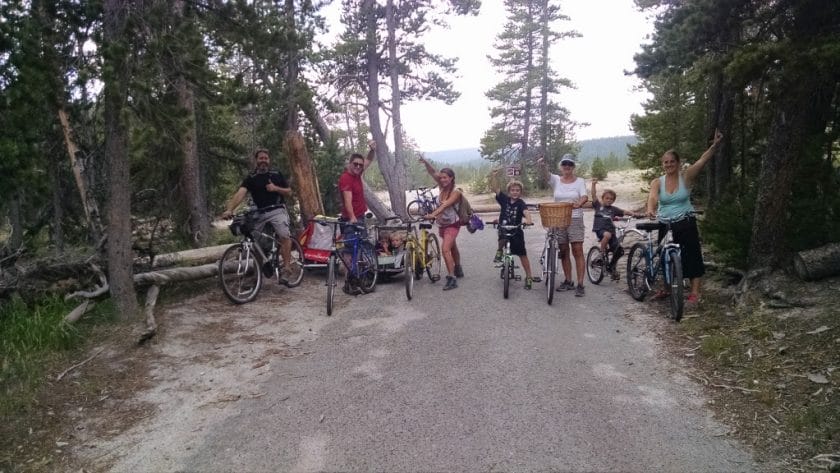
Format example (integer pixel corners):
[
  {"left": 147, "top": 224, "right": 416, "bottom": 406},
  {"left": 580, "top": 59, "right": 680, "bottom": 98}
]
[
  {"left": 137, "top": 244, "right": 232, "bottom": 269},
  {"left": 65, "top": 263, "right": 109, "bottom": 300},
  {"left": 710, "top": 383, "right": 761, "bottom": 393},
  {"left": 64, "top": 300, "right": 92, "bottom": 324},
  {"left": 56, "top": 347, "right": 105, "bottom": 381},
  {"left": 133, "top": 262, "right": 219, "bottom": 286},
  {"left": 138, "top": 285, "right": 160, "bottom": 344}
]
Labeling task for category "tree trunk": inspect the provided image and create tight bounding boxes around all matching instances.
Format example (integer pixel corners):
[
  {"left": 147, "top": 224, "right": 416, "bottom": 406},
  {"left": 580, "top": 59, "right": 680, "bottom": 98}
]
[
  {"left": 104, "top": 0, "right": 139, "bottom": 319},
  {"left": 363, "top": 0, "right": 395, "bottom": 221},
  {"left": 50, "top": 163, "right": 64, "bottom": 253},
  {"left": 284, "top": 0, "right": 300, "bottom": 132},
  {"left": 707, "top": 73, "right": 734, "bottom": 201},
  {"left": 748, "top": 0, "right": 839, "bottom": 269},
  {"left": 173, "top": 0, "right": 210, "bottom": 247},
  {"left": 384, "top": 0, "right": 409, "bottom": 218},
  {"left": 793, "top": 242, "right": 840, "bottom": 281},
  {"left": 58, "top": 107, "right": 104, "bottom": 242},
  {"left": 8, "top": 194, "right": 23, "bottom": 250},
  {"left": 284, "top": 130, "right": 323, "bottom": 222}
]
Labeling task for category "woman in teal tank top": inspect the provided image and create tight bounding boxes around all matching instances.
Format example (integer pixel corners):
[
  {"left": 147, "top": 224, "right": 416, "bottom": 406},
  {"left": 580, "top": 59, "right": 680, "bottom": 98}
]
[{"left": 645, "top": 130, "right": 723, "bottom": 305}]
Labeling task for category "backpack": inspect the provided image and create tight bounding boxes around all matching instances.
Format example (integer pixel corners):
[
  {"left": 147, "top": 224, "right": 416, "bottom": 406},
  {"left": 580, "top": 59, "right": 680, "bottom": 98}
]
[{"left": 455, "top": 188, "right": 483, "bottom": 233}]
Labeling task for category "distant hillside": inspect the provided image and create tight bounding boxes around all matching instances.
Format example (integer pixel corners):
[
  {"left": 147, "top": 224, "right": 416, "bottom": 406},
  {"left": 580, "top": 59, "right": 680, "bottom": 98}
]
[{"left": 424, "top": 135, "right": 637, "bottom": 166}]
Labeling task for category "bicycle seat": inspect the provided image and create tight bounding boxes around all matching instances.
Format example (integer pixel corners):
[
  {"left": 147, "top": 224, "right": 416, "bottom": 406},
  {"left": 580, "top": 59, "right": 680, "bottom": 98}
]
[
  {"left": 636, "top": 222, "right": 661, "bottom": 232},
  {"left": 419, "top": 223, "right": 433, "bottom": 230}
]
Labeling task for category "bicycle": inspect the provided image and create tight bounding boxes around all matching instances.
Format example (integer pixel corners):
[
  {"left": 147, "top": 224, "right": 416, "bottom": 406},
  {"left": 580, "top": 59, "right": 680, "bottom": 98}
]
[
  {"left": 625, "top": 215, "right": 686, "bottom": 321},
  {"left": 382, "top": 218, "right": 442, "bottom": 300},
  {"left": 313, "top": 216, "right": 379, "bottom": 316},
  {"left": 219, "top": 207, "right": 304, "bottom": 304},
  {"left": 537, "top": 202, "right": 573, "bottom": 305},
  {"left": 586, "top": 216, "right": 644, "bottom": 284},
  {"left": 494, "top": 222, "right": 532, "bottom": 299},
  {"left": 405, "top": 187, "right": 438, "bottom": 216}
]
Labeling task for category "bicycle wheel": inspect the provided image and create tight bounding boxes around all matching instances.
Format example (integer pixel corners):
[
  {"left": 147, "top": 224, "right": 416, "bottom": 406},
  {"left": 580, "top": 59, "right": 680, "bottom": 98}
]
[
  {"left": 404, "top": 249, "right": 416, "bottom": 300},
  {"left": 219, "top": 243, "right": 262, "bottom": 304},
  {"left": 626, "top": 243, "right": 650, "bottom": 301},
  {"left": 425, "top": 234, "right": 442, "bottom": 282},
  {"left": 503, "top": 254, "right": 511, "bottom": 299},
  {"left": 326, "top": 254, "right": 336, "bottom": 316},
  {"left": 406, "top": 200, "right": 423, "bottom": 217},
  {"left": 279, "top": 238, "right": 305, "bottom": 287},
  {"left": 544, "top": 241, "right": 556, "bottom": 305},
  {"left": 357, "top": 241, "right": 378, "bottom": 293},
  {"left": 586, "top": 246, "right": 605, "bottom": 285},
  {"left": 667, "top": 250, "right": 684, "bottom": 321}
]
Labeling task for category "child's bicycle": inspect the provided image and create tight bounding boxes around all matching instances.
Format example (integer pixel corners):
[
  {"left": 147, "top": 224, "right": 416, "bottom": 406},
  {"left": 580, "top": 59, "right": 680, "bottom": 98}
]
[
  {"left": 405, "top": 187, "right": 438, "bottom": 216},
  {"left": 586, "top": 216, "right": 644, "bottom": 284},
  {"left": 219, "top": 207, "right": 304, "bottom": 304},
  {"left": 312, "top": 216, "right": 379, "bottom": 316},
  {"left": 494, "top": 222, "right": 532, "bottom": 299},
  {"left": 626, "top": 215, "right": 686, "bottom": 322}
]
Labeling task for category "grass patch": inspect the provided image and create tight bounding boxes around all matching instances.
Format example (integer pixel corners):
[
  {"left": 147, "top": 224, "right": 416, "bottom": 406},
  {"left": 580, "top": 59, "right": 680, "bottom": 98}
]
[
  {"left": 0, "top": 296, "right": 115, "bottom": 416},
  {"left": 699, "top": 334, "right": 738, "bottom": 359}
]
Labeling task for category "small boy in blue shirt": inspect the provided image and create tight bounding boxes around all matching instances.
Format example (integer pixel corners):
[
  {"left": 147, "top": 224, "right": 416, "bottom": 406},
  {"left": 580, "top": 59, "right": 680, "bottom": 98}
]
[{"left": 591, "top": 179, "right": 640, "bottom": 275}]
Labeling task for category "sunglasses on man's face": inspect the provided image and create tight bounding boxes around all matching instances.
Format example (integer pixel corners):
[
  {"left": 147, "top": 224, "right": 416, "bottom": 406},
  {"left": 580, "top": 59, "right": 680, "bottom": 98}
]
[{"left": 351, "top": 162, "right": 364, "bottom": 168}]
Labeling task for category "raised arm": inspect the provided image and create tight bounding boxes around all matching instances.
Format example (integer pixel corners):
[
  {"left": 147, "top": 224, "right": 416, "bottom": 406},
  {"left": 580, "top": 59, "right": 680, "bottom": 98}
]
[
  {"left": 363, "top": 140, "right": 376, "bottom": 171},
  {"left": 590, "top": 178, "right": 598, "bottom": 203},
  {"left": 684, "top": 129, "right": 723, "bottom": 187},
  {"left": 489, "top": 168, "right": 502, "bottom": 194},
  {"left": 418, "top": 155, "right": 442, "bottom": 185}
]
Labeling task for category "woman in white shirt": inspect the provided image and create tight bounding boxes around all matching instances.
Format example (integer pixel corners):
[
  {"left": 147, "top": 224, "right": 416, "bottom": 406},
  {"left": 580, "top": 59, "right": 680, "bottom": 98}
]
[{"left": 538, "top": 154, "right": 589, "bottom": 297}]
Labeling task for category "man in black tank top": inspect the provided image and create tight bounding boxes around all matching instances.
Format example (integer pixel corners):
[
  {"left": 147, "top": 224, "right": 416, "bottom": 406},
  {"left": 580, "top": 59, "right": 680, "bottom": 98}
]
[{"left": 222, "top": 148, "right": 298, "bottom": 282}]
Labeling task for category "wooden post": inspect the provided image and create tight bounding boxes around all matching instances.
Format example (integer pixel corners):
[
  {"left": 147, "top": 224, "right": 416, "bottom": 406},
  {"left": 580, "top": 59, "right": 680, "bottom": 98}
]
[{"left": 284, "top": 130, "right": 323, "bottom": 222}]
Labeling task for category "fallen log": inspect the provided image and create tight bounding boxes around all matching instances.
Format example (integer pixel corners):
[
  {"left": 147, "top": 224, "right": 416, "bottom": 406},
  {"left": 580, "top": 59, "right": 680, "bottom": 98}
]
[
  {"left": 793, "top": 242, "right": 840, "bottom": 281},
  {"left": 133, "top": 262, "right": 219, "bottom": 286},
  {"left": 137, "top": 244, "right": 232, "bottom": 269}
]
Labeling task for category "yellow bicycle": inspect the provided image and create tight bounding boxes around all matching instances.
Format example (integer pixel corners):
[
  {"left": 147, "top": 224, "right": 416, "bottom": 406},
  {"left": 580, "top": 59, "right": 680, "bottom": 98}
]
[{"left": 399, "top": 219, "right": 442, "bottom": 300}]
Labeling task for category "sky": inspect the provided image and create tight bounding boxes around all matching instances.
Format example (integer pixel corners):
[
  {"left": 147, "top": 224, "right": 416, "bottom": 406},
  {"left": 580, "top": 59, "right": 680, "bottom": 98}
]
[{"left": 399, "top": 0, "right": 655, "bottom": 152}]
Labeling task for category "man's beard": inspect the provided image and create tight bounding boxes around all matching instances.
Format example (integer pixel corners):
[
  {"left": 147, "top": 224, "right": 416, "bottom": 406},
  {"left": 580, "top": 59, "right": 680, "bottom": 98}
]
[{"left": 256, "top": 163, "right": 269, "bottom": 173}]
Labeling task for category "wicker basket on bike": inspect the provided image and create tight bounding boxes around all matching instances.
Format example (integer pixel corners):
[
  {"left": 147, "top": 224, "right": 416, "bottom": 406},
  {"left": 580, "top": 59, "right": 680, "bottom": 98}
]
[{"left": 538, "top": 202, "right": 573, "bottom": 228}]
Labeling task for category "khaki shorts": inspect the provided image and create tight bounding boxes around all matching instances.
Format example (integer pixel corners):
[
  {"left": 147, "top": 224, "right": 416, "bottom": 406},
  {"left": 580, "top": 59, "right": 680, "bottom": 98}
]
[{"left": 555, "top": 216, "right": 585, "bottom": 244}]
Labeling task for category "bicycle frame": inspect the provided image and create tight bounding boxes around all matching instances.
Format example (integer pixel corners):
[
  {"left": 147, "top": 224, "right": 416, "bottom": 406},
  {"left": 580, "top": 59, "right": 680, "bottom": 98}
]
[
  {"left": 640, "top": 223, "right": 680, "bottom": 289},
  {"left": 406, "top": 187, "right": 439, "bottom": 216}
]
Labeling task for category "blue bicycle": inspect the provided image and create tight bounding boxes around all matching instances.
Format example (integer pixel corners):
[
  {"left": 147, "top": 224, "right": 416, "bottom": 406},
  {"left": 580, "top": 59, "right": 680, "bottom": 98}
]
[
  {"left": 313, "top": 217, "right": 379, "bottom": 316},
  {"left": 406, "top": 187, "right": 438, "bottom": 216},
  {"left": 626, "top": 216, "right": 686, "bottom": 321}
]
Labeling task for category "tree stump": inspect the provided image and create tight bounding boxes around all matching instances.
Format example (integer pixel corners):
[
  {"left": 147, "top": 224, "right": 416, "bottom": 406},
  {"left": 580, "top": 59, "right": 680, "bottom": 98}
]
[
  {"left": 284, "top": 130, "right": 323, "bottom": 222},
  {"left": 793, "top": 242, "right": 840, "bottom": 281}
]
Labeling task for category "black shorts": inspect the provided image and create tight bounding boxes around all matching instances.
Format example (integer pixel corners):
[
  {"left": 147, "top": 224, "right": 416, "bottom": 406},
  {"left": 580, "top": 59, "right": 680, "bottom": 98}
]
[
  {"left": 499, "top": 228, "right": 527, "bottom": 256},
  {"left": 657, "top": 216, "right": 704, "bottom": 279},
  {"left": 594, "top": 229, "right": 620, "bottom": 252}
]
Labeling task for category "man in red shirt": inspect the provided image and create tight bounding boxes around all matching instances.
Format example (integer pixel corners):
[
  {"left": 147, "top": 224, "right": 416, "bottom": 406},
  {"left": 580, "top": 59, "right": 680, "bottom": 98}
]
[{"left": 339, "top": 140, "right": 376, "bottom": 224}]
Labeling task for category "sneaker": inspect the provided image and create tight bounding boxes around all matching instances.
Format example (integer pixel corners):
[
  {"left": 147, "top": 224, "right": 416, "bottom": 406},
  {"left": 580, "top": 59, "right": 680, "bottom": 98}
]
[
  {"left": 342, "top": 280, "right": 361, "bottom": 295},
  {"left": 262, "top": 262, "right": 275, "bottom": 277},
  {"left": 454, "top": 265, "right": 464, "bottom": 278},
  {"left": 555, "top": 280, "right": 575, "bottom": 292},
  {"left": 686, "top": 293, "right": 700, "bottom": 306},
  {"left": 493, "top": 251, "right": 502, "bottom": 263},
  {"left": 611, "top": 270, "right": 621, "bottom": 281},
  {"left": 443, "top": 275, "right": 458, "bottom": 291},
  {"left": 575, "top": 284, "right": 585, "bottom": 297},
  {"left": 524, "top": 277, "right": 533, "bottom": 290}
]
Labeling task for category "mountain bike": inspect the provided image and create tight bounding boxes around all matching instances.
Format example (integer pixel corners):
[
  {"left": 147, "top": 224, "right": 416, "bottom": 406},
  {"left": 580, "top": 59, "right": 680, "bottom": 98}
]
[
  {"left": 219, "top": 207, "right": 304, "bottom": 304},
  {"left": 313, "top": 216, "right": 379, "bottom": 316},
  {"left": 586, "top": 216, "right": 644, "bottom": 284},
  {"left": 495, "top": 222, "right": 532, "bottom": 299},
  {"left": 383, "top": 218, "right": 442, "bottom": 300},
  {"left": 405, "top": 187, "right": 438, "bottom": 216},
  {"left": 626, "top": 215, "right": 686, "bottom": 321}
]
